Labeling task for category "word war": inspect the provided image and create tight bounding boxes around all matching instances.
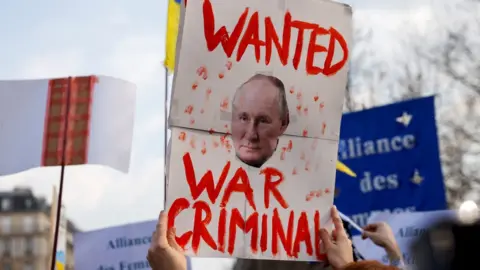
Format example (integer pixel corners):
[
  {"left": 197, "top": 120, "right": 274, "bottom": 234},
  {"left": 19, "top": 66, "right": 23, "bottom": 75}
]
[
  {"left": 202, "top": 0, "right": 349, "bottom": 76},
  {"left": 167, "top": 152, "right": 328, "bottom": 260}
]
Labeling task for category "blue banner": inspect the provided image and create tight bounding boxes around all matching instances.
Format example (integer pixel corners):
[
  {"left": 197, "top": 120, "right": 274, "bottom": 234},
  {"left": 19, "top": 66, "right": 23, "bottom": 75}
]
[{"left": 334, "top": 96, "right": 447, "bottom": 230}]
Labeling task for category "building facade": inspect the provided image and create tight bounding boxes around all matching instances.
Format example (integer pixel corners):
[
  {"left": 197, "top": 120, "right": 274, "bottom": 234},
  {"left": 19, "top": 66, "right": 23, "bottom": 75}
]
[{"left": 0, "top": 187, "right": 78, "bottom": 270}]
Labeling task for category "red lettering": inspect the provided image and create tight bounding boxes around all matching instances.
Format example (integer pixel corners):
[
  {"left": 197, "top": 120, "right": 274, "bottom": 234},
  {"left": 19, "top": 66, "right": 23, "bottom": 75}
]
[
  {"left": 260, "top": 214, "right": 268, "bottom": 253},
  {"left": 272, "top": 209, "right": 294, "bottom": 257},
  {"left": 167, "top": 198, "right": 192, "bottom": 250},
  {"left": 220, "top": 167, "right": 257, "bottom": 211},
  {"left": 292, "top": 211, "right": 313, "bottom": 257},
  {"left": 201, "top": 0, "right": 349, "bottom": 75},
  {"left": 322, "top": 28, "right": 349, "bottom": 76},
  {"left": 265, "top": 14, "right": 291, "bottom": 65},
  {"left": 203, "top": 0, "right": 249, "bottom": 57},
  {"left": 218, "top": 208, "right": 227, "bottom": 253},
  {"left": 305, "top": 27, "right": 328, "bottom": 75},
  {"left": 183, "top": 152, "right": 231, "bottom": 204},
  {"left": 261, "top": 167, "right": 288, "bottom": 209},
  {"left": 237, "top": 12, "right": 265, "bottom": 62},
  {"left": 314, "top": 210, "right": 327, "bottom": 260},
  {"left": 228, "top": 208, "right": 259, "bottom": 255},
  {"left": 290, "top": 20, "right": 317, "bottom": 70},
  {"left": 192, "top": 201, "right": 217, "bottom": 253}
]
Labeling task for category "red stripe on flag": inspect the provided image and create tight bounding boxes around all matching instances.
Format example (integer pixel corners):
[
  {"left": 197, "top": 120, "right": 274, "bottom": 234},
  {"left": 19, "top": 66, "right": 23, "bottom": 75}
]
[{"left": 41, "top": 76, "right": 96, "bottom": 166}]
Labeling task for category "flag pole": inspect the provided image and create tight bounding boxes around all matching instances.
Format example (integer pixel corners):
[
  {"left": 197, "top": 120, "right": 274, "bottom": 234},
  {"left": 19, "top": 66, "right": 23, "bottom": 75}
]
[
  {"left": 50, "top": 77, "right": 72, "bottom": 270},
  {"left": 164, "top": 67, "right": 169, "bottom": 206},
  {"left": 48, "top": 185, "right": 58, "bottom": 268}
]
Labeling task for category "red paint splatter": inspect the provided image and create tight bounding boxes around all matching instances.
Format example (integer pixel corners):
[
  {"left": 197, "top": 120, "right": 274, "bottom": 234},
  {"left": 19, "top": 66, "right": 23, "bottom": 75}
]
[
  {"left": 321, "top": 122, "right": 326, "bottom": 135},
  {"left": 315, "top": 190, "right": 322, "bottom": 197},
  {"left": 296, "top": 91, "right": 302, "bottom": 100},
  {"left": 302, "top": 129, "right": 308, "bottom": 137},
  {"left": 292, "top": 167, "right": 297, "bottom": 175},
  {"left": 178, "top": 132, "right": 186, "bottom": 141},
  {"left": 226, "top": 61, "right": 232, "bottom": 70},
  {"left": 287, "top": 140, "right": 293, "bottom": 151},
  {"left": 206, "top": 88, "right": 212, "bottom": 100},
  {"left": 280, "top": 148, "right": 287, "bottom": 160},
  {"left": 313, "top": 95, "right": 319, "bottom": 102},
  {"left": 296, "top": 105, "right": 302, "bottom": 113},
  {"left": 201, "top": 147, "right": 207, "bottom": 155},
  {"left": 305, "top": 195, "right": 312, "bottom": 202},
  {"left": 192, "top": 82, "right": 198, "bottom": 90},
  {"left": 305, "top": 161, "right": 310, "bottom": 171},
  {"left": 220, "top": 97, "right": 229, "bottom": 110},
  {"left": 303, "top": 107, "right": 308, "bottom": 115},
  {"left": 190, "top": 118, "right": 195, "bottom": 125},
  {"left": 213, "top": 141, "right": 219, "bottom": 148},
  {"left": 218, "top": 73, "right": 225, "bottom": 79},
  {"left": 289, "top": 87, "right": 295, "bottom": 94},
  {"left": 184, "top": 105, "right": 194, "bottom": 114},
  {"left": 324, "top": 188, "right": 330, "bottom": 194},
  {"left": 190, "top": 138, "right": 196, "bottom": 149},
  {"left": 319, "top": 102, "right": 325, "bottom": 109},
  {"left": 208, "top": 128, "right": 215, "bottom": 134},
  {"left": 196, "top": 66, "right": 208, "bottom": 80}
]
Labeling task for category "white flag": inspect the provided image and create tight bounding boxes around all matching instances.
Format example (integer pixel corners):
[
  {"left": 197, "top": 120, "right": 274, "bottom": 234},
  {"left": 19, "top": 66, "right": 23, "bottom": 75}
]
[{"left": 0, "top": 75, "right": 136, "bottom": 175}]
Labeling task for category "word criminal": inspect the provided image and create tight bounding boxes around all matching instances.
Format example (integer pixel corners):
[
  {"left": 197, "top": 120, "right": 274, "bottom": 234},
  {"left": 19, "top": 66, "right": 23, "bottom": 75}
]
[
  {"left": 168, "top": 152, "right": 327, "bottom": 260},
  {"left": 202, "top": 0, "right": 348, "bottom": 76}
]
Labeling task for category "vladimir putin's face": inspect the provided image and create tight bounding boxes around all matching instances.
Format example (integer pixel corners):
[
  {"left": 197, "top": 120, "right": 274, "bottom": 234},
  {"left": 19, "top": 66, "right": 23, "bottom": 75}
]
[{"left": 231, "top": 78, "right": 288, "bottom": 167}]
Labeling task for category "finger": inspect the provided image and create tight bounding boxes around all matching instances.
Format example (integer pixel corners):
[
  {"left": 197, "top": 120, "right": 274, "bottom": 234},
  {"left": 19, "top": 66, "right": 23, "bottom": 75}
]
[
  {"left": 363, "top": 223, "right": 378, "bottom": 232},
  {"left": 150, "top": 231, "right": 157, "bottom": 248},
  {"left": 361, "top": 231, "right": 372, "bottom": 239},
  {"left": 331, "top": 206, "right": 348, "bottom": 239},
  {"left": 156, "top": 211, "right": 169, "bottom": 248},
  {"left": 320, "top": 228, "right": 333, "bottom": 249},
  {"left": 167, "top": 227, "right": 183, "bottom": 252}
]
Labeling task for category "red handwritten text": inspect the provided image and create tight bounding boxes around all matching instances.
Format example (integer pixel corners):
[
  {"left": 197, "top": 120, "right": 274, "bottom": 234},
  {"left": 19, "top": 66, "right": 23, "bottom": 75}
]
[
  {"left": 168, "top": 152, "right": 327, "bottom": 260},
  {"left": 202, "top": 0, "right": 348, "bottom": 76}
]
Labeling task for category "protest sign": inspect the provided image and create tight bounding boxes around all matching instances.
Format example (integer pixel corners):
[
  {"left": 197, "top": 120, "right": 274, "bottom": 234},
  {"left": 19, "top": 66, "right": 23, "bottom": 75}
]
[
  {"left": 166, "top": 0, "right": 352, "bottom": 261},
  {"left": 352, "top": 210, "right": 456, "bottom": 266},
  {"left": 0, "top": 75, "right": 136, "bottom": 176},
  {"left": 74, "top": 220, "right": 192, "bottom": 270},
  {"left": 334, "top": 96, "right": 447, "bottom": 231}
]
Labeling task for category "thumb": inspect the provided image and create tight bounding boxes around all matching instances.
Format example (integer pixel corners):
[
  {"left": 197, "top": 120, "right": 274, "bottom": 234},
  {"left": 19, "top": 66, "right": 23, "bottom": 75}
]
[
  {"left": 167, "top": 227, "right": 183, "bottom": 252},
  {"left": 320, "top": 229, "right": 334, "bottom": 249}
]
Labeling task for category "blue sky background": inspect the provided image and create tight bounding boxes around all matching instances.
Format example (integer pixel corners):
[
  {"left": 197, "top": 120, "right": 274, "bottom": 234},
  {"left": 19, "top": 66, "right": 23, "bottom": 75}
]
[{"left": 0, "top": 0, "right": 438, "bottom": 269}]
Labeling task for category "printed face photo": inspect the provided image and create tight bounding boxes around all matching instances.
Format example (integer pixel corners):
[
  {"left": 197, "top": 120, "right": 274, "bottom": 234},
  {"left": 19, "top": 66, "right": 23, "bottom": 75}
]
[{"left": 231, "top": 74, "right": 290, "bottom": 168}]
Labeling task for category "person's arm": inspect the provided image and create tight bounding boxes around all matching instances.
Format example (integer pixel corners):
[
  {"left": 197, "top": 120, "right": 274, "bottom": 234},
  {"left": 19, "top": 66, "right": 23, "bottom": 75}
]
[{"left": 384, "top": 244, "right": 407, "bottom": 269}]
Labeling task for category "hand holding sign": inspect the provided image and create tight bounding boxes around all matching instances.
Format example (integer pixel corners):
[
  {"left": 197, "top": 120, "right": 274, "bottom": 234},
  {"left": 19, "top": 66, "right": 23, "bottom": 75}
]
[
  {"left": 361, "top": 222, "right": 402, "bottom": 262},
  {"left": 320, "top": 206, "right": 354, "bottom": 269},
  {"left": 147, "top": 211, "right": 188, "bottom": 270}
]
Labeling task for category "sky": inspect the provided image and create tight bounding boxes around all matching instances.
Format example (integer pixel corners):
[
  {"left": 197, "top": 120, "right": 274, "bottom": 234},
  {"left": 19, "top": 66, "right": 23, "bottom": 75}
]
[{"left": 0, "top": 0, "right": 439, "bottom": 269}]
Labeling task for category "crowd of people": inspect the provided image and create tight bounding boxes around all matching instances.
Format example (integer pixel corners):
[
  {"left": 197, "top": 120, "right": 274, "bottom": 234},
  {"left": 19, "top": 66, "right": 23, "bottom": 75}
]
[{"left": 146, "top": 206, "right": 406, "bottom": 270}]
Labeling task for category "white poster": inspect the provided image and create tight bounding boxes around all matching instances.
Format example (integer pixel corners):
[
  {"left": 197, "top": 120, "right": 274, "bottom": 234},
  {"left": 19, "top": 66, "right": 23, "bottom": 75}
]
[
  {"left": 74, "top": 220, "right": 192, "bottom": 270},
  {"left": 0, "top": 75, "right": 136, "bottom": 176},
  {"left": 166, "top": 0, "right": 352, "bottom": 261},
  {"left": 353, "top": 210, "right": 457, "bottom": 266}
]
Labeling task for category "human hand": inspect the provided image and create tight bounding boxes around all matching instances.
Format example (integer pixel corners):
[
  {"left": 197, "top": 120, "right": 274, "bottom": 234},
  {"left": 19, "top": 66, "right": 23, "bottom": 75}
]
[
  {"left": 320, "top": 206, "right": 354, "bottom": 269},
  {"left": 362, "top": 222, "right": 401, "bottom": 260},
  {"left": 147, "top": 211, "right": 187, "bottom": 270}
]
